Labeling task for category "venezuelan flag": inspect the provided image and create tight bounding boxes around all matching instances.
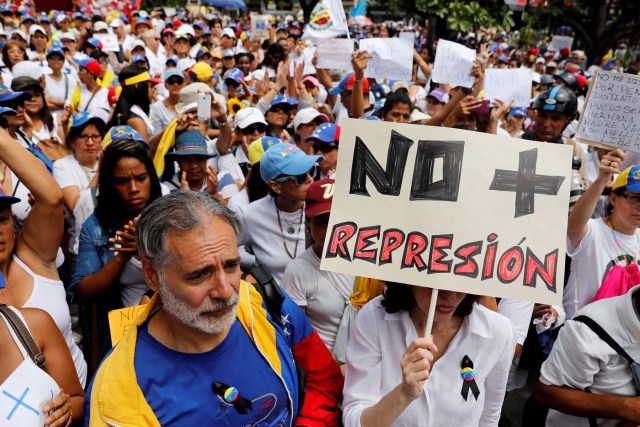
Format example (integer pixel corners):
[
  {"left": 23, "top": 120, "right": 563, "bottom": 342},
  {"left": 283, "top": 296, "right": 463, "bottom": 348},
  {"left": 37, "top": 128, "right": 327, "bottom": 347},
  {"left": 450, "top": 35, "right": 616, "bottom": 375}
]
[{"left": 602, "top": 49, "right": 615, "bottom": 70}]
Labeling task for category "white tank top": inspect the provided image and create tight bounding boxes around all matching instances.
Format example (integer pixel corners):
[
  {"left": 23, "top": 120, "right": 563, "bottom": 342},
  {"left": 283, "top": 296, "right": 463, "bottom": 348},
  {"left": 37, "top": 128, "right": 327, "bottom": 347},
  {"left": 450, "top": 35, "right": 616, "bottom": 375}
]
[
  {"left": 0, "top": 307, "right": 61, "bottom": 426},
  {"left": 14, "top": 255, "right": 87, "bottom": 387}
]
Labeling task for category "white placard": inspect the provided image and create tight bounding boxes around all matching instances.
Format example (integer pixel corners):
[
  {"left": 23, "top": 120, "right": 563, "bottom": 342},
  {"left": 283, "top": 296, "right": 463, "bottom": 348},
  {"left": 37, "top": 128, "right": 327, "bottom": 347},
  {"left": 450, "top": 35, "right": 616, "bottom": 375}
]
[
  {"left": 316, "top": 39, "right": 354, "bottom": 70},
  {"left": 576, "top": 71, "right": 640, "bottom": 152},
  {"left": 358, "top": 35, "right": 413, "bottom": 81},
  {"left": 548, "top": 36, "right": 574, "bottom": 52},
  {"left": 94, "top": 33, "right": 119, "bottom": 52},
  {"left": 431, "top": 39, "right": 476, "bottom": 88},
  {"left": 289, "top": 46, "right": 317, "bottom": 76},
  {"left": 484, "top": 68, "right": 533, "bottom": 107},
  {"left": 321, "top": 119, "right": 572, "bottom": 305},
  {"left": 251, "top": 14, "right": 270, "bottom": 40}
]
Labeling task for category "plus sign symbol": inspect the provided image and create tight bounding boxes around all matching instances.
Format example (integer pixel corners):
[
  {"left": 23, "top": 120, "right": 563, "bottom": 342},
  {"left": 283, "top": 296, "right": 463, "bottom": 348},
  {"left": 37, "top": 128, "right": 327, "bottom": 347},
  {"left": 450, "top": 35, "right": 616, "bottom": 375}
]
[{"left": 489, "top": 148, "right": 565, "bottom": 218}]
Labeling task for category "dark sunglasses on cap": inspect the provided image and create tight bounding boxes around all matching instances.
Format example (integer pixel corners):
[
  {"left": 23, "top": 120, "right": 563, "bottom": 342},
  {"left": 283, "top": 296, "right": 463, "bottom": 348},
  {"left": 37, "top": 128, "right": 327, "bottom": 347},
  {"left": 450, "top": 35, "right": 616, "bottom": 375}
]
[
  {"left": 239, "top": 124, "right": 266, "bottom": 135},
  {"left": 166, "top": 77, "right": 183, "bottom": 85},
  {"left": 313, "top": 143, "right": 338, "bottom": 153},
  {"left": 274, "top": 165, "right": 317, "bottom": 185}
]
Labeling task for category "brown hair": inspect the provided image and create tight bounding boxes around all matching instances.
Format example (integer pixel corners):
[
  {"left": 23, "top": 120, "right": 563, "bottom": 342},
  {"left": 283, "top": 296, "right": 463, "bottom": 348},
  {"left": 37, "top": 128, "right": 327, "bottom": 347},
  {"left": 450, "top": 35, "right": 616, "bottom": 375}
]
[
  {"left": 2, "top": 41, "right": 28, "bottom": 70},
  {"left": 381, "top": 281, "right": 480, "bottom": 317}
]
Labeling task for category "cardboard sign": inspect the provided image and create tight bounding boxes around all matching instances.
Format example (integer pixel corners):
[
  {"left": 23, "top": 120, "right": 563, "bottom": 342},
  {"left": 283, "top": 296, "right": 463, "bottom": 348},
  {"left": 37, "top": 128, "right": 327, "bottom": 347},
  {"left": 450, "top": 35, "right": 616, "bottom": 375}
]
[
  {"left": 108, "top": 304, "right": 147, "bottom": 346},
  {"left": 484, "top": 68, "right": 533, "bottom": 107},
  {"left": 548, "top": 36, "right": 574, "bottom": 52},
  {"left": 289, "top": 46, "right": 317, "bottom": 77},
  {"left": 431, "top": 39, "right": 476, "bottom": 88},
  {"left": 317, "top": 38, "right": 354, "bottom": 70},
  {"left": 94, "top": 33, "right": 120, "bottom": 53},
  {"left": 320, "top": 119, "right": 572, "bottom": 305},
  {"left": 359, "top": 35, "right": 413, "bottom": 81},
  {"left": 251, "top": 14, "right": 270, "bottom": 40},
  {"left": 576, "top": 71, "right": 640, "bottom": 152}
]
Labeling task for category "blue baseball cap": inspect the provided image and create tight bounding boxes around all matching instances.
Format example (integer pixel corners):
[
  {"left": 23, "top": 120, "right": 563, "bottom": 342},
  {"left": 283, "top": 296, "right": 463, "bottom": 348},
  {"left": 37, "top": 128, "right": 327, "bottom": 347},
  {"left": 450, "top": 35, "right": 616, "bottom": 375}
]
[
  {"left": 131, "top": 53, "right": 146, "bottom": 64},
  {"left": 195, "top": 49, "right": 212, "bottom": 60},
  {"left": 260, "top": 142, "right": 322, "bottom": 183},
  {"left": 0, "top": 90, "right": 32, "bottom": 105},
  {"left": 0, "top": 185, "right": 20, "bottom": 205},
  {"left": 47, "top": 46, "right": 65, "bottom": 58},
  {"left": 165, "top": 130, "right": 216, "bottom": 160},
  {"left": 166, "top": 55, "right": 179, "bottom": 65},
  {"left": 613, "top": 166, "right": 640, "bottom": 193},
  {"left": 106, "top": 125, "right": 149, "bottom": 148},
  {"left": 70, "top": 111, "right": 106, "bottom": 131},
  {"left": 509, "top": 107, "right": 528, "bottom": 117},
  {"left": 164, "top": 68, "right": 184, "bottom": 83},
  {"left": 269, "top": 94, "right": 293, "bottom": 111},
  {"left": 222, "top": 48, "right": 235, "bottom": 58},
  {"left": 306, "top": 123, "right": 340, "bottom": 143},
  {"left": 223, "top": 67, "right": 244, "bottom": 84},
  {"left": 287, "top": 97, "right": 299, "bottom": 108},
  {"left": 327, "top": 72, "right": 369, "bottom": 96},
  {"left": 86, "top": 37, "right": 101, "bottom": 49},
  {"left": 0, "top": 107, "right": 16, "bottom": 116}
]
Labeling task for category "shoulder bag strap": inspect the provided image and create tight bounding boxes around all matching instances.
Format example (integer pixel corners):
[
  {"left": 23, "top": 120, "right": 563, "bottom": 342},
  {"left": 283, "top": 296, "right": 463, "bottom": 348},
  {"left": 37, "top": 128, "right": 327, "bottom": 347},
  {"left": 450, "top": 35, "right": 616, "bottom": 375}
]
[
  {"left": 0, "top": 304, "right": 46, "bottom": 369},
  {"left": 573, "top": 315, "right": 635, "bottom": 364}
]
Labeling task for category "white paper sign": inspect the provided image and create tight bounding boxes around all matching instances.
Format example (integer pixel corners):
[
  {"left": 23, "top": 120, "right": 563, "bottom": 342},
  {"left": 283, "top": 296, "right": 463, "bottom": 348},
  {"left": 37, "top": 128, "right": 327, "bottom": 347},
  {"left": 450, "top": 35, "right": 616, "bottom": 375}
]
[
  {"left": 317, "top": 39, "right": 354, "bottom": 70},
  {"left": 94, "top": 33, "right": 120, "bottom": 52},
  {"left": 251, "top": 14, "right": 270, "bottom": 40},
  {"left": 576, "top": 71, "right": 640, "bottom": 152},
  {"left": 0, "top": 360, "right": 60, "bottom": 426},
  {"left": 358, "top": 34, "right": 413, "bottom": 81},
  {"left": 289, "top": 47, "right": 317, "bottom": 76},
  {"left": 320, "top": 119, "right": 572, "bottom": 305},
  {"left": 548, "top": 36, "right": 574, "bottom": 52},
  {"left": 431, "top": 39, "right": 476, "bottom": 88},
  {"left": 484, "top": 68, "right": 533, "bottom": 107}
]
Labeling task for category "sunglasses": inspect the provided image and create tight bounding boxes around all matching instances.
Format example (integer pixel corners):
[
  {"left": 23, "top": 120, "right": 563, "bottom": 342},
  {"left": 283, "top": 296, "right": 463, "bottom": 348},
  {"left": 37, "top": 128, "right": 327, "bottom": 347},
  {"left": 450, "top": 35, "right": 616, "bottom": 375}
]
[
  {"left": 274, "top": 165, "right": 317, "bottom": 185},
  {"left": 2, "top": 100, "right": 24, "bottom": 110},
  {"left": 166, "top": 78, "right": 183, "bottom": 85},
  {"left": 269, "top": 105, "right": 290, "bottom": 114},
  {"left": 620, "top": 192, "right": 640, "bottom": 205},
  {"left": 240, "top": 124, "right": 266, "bottom": 135},
  {"left": 225, "top": 80, "right": 240, "bottom": 88},
  {"left": 313, "top": 143, "right": 338, "bottom": 153}
]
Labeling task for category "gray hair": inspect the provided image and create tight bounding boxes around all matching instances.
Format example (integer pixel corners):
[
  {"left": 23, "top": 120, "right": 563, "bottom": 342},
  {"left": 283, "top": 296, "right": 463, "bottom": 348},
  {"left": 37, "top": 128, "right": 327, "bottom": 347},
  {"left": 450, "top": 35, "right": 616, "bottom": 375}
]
[{"left": 136, "top": 191, "right": 241, "bottom": 273}]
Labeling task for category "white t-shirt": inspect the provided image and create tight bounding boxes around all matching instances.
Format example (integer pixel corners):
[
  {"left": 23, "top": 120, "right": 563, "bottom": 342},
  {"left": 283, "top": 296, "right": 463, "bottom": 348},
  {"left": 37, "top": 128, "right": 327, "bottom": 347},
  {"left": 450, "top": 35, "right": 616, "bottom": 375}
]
[
  {"left": 237, "top": 195, "right": 305, "bottom": 284},
  {"left": 76, "top": 85, "right": 110, "bottom": 123},
  {"left": 149, "top": 99, "right": 176, "bottom": 137},
  {"left": 540, "top": 287, "right": 640, "bottom": 427},
  {"left": 217, "top": 152, "right": 246, "bottom": 185},
  {"left": 227, "top": 189, "right": 249, "bottom": 213},
  {"left": 282, "top": 247, "right": 355, "bottom": 351},
  {"left": 565, "top": 218, "right": 640, "bottom": 320},
  {"left": 45, "top": 73, "right": 78, "bottom": 109},
  {"left": 498, "top": 299, "right": 534, "bottom": 346},
  {"left": 52, "top": 154, "right": 96, "bottom": 190}
]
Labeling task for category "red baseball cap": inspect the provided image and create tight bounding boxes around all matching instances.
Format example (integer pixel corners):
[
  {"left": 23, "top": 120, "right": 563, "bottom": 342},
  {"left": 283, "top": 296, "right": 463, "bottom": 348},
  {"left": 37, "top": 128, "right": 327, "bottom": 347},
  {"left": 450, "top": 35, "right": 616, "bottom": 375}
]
[
  {"left": 305, "top": 178, "right": 335, "bottom": 218},
  {"left": 74, "top": 58, "right": 102, "bottom": 78}
]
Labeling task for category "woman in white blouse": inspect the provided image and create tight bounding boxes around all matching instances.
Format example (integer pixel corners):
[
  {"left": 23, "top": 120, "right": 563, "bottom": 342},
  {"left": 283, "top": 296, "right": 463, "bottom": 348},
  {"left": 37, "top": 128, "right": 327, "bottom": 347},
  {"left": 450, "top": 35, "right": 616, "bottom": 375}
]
[{"left": 342, "top": 282, "right": 515, "bottom": 427}]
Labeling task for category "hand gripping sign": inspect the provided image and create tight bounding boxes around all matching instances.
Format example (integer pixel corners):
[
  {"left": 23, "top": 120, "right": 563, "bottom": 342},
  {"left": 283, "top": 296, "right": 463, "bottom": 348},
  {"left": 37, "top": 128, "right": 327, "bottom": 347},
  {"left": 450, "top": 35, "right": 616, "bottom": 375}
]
[{"left": 320, "top": 119, "right": 572, "bottom": 310}]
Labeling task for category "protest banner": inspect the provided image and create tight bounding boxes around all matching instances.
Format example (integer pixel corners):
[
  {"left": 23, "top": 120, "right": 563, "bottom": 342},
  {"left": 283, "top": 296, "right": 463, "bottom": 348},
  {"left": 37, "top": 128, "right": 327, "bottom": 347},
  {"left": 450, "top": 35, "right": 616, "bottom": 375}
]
[
  {"left": 108, "top": 304, "right": 147, "bottom": 346},
  {"left": 431, "top": 39, "right": 476, "bottom": 88},
  {"left": 358, "top": 35, "right": 413, "bottom": 81},
  {"left": 317, "top": 38, "right": 354, "bottom": 70},
  {"left": 94, "top": 33, "right": 120, "bottom": 53},
  {"left": 576, "top": 70, "right": 640, "bottom": 152},
  {"left": 548, "top": 36, "right": 574, "bottom": 52},
  {"left": 251, "top": 14, "right": 270, "bottom": 40},
  {"left": 321, "top": 119, "right": 571, "bottom": 307},
  {"left": 484, "top": 68, "right": 533, "bottom": 107}
]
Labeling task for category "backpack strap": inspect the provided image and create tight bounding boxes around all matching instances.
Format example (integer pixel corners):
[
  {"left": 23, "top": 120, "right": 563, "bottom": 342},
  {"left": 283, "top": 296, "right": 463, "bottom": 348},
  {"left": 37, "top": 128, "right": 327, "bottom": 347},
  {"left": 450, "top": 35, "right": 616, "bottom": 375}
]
[
  {"left": 573, "top": 315, "right": 635, "bottom": 364},
  {"left": 248, "top": 264, "right": 285, "bottom": 328},
  {"left": 0, "top": 304, "right": 46, "bottom": 369}
]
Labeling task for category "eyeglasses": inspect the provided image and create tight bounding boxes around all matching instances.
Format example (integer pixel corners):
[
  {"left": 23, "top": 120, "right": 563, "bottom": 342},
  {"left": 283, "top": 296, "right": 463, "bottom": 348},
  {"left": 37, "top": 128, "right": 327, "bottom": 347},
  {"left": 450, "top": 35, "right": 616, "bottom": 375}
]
[
  {"left": 313, "top": 143, "right": 338, "bottom": 153},
  {"left": 240, "top": 124, "right": 266, "bottom": 135},
  {"left": 77, "top": 133, "right": 102, "bottom": 142},
  {"left": 274, "top": 166, "right": 316, "bottom": 185},
  {"left": 620, "top": 192, "right": 640, "bottom": 205},
  {"left": 166, "top": 78, "right": 183, "bottom": 85}
]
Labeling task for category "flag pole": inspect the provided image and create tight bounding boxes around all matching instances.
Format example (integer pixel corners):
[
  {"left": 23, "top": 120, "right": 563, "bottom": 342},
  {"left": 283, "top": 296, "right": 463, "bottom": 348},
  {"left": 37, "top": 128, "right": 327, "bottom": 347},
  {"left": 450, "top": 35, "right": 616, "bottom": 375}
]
[{"left": 424, "top": 289, "right": 438, "bottom": 338}]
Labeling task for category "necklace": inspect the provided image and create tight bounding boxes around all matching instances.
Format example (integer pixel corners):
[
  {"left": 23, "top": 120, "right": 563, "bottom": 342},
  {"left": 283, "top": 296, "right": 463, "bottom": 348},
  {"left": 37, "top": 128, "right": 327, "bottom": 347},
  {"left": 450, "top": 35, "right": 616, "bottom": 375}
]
[
  {"left": 607, "top": 219, "right": 640, "bottom": 264},
  {"left": 276, "top": 202, "right": 303, "bottom": 259}
]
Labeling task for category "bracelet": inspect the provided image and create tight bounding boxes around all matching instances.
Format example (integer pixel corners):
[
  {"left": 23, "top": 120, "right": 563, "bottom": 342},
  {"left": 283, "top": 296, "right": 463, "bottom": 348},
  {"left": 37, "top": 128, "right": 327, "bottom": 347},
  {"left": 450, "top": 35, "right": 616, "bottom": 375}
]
[{"left": 65, "top": 410, "right": 73, "bottom": 427}]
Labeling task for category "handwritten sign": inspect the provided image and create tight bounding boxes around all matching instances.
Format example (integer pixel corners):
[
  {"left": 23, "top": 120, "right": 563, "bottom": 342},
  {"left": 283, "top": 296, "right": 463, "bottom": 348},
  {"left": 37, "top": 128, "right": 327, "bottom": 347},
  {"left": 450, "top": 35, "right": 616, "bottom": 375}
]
[
  {"left": 358, "top": 34, "right": 413, "bottom": 81},
  {"left": 251, "top": 14, "right": 270, "bottom": 40},
  {"left": 94, "top": 33, "right": 120, "bottom": 52},
  {"left": 317, "top": 38, "right": 354, "bottom": 70},
  {"left": 484, "top": 68, "right": 533, "bottom": 107},
  {"left": 548, "top": 36, "right": 574, "bottom": 52},
  {"left": 431, "top": 39, "right": 476, "bottom": 88},
  {"left": 320, "top": 119, "right": 572, "bottom": 305},
  {"left": 576, "top": 71, "right": 640, "bottom": 152},
  {"left": 289, "top": 46, "right": 317, "bottom": 77},
  {"left": 108, "top": 304, "right": 147, "bottom": 346}
]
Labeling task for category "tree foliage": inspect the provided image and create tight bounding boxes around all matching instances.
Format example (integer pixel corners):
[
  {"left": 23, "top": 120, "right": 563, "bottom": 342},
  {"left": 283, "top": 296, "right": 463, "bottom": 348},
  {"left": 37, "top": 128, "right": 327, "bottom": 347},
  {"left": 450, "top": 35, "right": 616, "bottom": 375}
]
[{"left": 417, "top": 0, "right": 514, "bottom": 33}]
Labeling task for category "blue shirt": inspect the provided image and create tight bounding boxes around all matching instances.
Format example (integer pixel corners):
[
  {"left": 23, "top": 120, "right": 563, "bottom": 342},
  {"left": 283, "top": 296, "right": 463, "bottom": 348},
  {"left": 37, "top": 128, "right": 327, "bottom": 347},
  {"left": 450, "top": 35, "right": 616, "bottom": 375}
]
[{"left": 133, "top": 320, "right": 291, "bottom": 426}]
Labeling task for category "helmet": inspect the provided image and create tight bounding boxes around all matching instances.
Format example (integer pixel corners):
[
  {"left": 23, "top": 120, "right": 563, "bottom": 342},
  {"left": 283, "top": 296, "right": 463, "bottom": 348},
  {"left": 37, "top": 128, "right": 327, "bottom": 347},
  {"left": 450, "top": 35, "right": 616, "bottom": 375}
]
[
  {"left": 533, "top": 86, "right": 578, "bottom": 117},
  {"left": 554, "top": 70, "right": 578, "bottom": 91}
]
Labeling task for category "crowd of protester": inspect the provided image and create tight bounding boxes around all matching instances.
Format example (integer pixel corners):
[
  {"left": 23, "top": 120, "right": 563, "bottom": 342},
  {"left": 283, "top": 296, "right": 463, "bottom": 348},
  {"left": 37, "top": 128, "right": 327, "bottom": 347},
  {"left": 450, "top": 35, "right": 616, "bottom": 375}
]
[{"left": 0, "top": 4, "right": 638, "bottom": 427}]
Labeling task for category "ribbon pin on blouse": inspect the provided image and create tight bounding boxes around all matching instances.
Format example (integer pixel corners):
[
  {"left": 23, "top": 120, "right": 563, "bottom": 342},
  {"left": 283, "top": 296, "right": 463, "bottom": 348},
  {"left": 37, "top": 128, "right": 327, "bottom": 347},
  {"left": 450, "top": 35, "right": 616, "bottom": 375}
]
[{"left": 460, "top": 355, "right": 480, "bottom": 401}]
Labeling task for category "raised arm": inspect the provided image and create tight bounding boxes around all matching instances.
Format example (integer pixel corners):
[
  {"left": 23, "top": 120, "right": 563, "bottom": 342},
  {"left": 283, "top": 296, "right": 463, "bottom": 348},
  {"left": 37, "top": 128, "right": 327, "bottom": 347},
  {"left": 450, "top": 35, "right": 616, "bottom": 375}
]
[
  {"left": 0, "top": 128, "right": 63, "bottom": 269},
  {"left": 567, "top": 148, "right": 623, "bottom": 247}
]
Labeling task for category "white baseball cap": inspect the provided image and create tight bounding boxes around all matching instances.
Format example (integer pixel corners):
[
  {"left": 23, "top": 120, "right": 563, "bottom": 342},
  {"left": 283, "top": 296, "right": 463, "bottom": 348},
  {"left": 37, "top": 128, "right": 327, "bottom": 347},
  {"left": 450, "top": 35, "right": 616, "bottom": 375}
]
[
  {"left": 12, "top": 61, "right": 52, "bottom": 79},
  {"left": 293, "top": 108, "right": 328, "bottom": 131},
  {"left": 221, "top": 28, "right": 236, "bottom": 39},
  {"left": 94, "top": 21, "right": 109, "bottom": 32},
  {"left": 234, "top": 107, "right": 267, "bottom": 130},
  {"left": 176, "top": 24, "right": 195, "bottom": 38},
  {"left": 109, "top": 18, "right": 125, "bottom": 28}
]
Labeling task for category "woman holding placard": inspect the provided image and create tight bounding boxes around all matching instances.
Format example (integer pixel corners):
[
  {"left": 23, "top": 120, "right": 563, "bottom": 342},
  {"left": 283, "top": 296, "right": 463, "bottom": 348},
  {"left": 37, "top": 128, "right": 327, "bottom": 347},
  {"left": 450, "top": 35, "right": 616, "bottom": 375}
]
[{"left": 342, "top": 283, "right": 514, "bottom": 426}]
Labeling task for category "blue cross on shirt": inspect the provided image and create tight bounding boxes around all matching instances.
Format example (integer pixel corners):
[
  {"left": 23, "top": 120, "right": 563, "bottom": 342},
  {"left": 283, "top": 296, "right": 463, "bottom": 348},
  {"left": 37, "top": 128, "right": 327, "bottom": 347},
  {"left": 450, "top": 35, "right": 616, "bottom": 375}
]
[{"left": 3, "top": 387, "right": 40, "bottom": 420}]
